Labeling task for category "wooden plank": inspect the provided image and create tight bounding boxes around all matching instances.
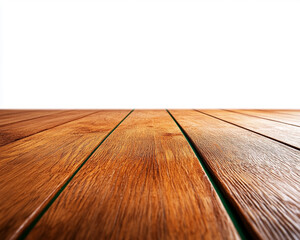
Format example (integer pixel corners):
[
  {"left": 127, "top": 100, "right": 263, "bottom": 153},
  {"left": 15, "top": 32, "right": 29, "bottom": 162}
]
[
  {"left": 197, "top": 109, "right": 300, "bottom": 149},
  {"left": 27, "top": 110, "right": 239, "bottom": 240},
  {"left": 239, "top": 110, "right": 300, "bottom": 117},
  {"left": 0, "top": 110, "right": 33, "bottom": 116},
  {"left": 272, "top": 110, "right": 300, "bottom": 117},
  {"left": 170, "top": 110, "right": 300, "bottom": 240},
  {"left": 0, "top": 110, "right": 99, "bottom": 147},
  {"left": 0, "top": 110, "right": 51, "bottom": 118},
  {"left": 0, "top": 110, "right": 131, "bottom": 239},
  {"left": 228, "top": 109, "right": 300, "bottom": 127},
  {"left": 0, "top": 110, "right": 66, "bottom": 126}
]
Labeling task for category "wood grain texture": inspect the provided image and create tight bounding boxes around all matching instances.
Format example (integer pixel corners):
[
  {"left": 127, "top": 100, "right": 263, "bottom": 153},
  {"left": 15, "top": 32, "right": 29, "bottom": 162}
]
[
  {"left": 0, "top": 110, "right": 65, "bottom": 126},
  {"left": 264, "top": 110, "right": 300, "bottom": 117},
  {"left": 0, "top": 110, "right": 130, "bottom": 239},
  {"left": 228, "top": 109, "right": 300, "bottom": 127},
  {"left": 0, "top": 110, "right": 32, "bottom": 116},
  {"left": 170, "top": 110, "right": 300, "bottom": 240},
  {"left": 27, "top": 110, "right": 239, "bottom": 240},
  {"left": 0, "top": 110, "right": 99, "bottom": 147},
  {"left": 198, "top": 109, "right": 300, "bottom": 149}
]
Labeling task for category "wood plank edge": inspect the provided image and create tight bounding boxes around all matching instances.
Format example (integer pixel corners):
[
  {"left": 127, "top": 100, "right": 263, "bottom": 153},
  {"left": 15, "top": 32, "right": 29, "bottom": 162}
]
[
  {"left": 223, "top": 109, "right": 300, "bottom": 128},
  {"left": 1, "top": 111, "right": 100, "bottom": 148},
  {"left": 167, "top": 110, "right": 258, "bottom": 240},
  {"left": 194, "top": 110, "right": 300, "bottom": 151},
  {"left": 14, "top": 110, "right": 134, "bottom": 240},
  {"left": 0, "top": 110, "right": 71, "bottom": 128}
]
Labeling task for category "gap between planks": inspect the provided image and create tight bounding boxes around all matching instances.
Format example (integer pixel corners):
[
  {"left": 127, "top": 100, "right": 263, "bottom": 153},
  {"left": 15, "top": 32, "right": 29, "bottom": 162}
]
[
  {"left": 0, "top": 110, "right": 132, "bottom": 239},
  {"left": 19, "top": 109, "right": 245, "bottom": 240},
  {"left": 194, "top": 110, "right": 300, "bottom": 151},
  {"left": 171, "top": 109, "right": 300, "bottom": 240},
  {"left": 17, "top": 110, "right": 134, "bottom": 240},
  {"left": 0, "top": 111, "right": 100, "bottom": 147},
  {"left": 25, "top": 110, "right": 239, "bottom": 239},
  {"left": 167, "top": 110, "right": 249, "bottom": 240},
  {"left": 223, "top": 109, "right": 300, "bottom": 128}
]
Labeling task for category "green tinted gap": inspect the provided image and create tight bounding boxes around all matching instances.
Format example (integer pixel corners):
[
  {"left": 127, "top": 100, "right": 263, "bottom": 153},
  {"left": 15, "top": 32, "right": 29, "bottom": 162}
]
[
  {"left": 19, "top": 110, "right": 134, "bottom": 240},
  {"left": 167, "top": 109, "right": 250, "bottom": 240}
]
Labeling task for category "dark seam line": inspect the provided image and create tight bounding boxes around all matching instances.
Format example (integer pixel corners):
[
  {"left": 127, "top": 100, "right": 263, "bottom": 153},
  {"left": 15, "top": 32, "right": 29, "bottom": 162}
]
[
  {"left": 194, "top": 110, "right": 300, "bottom": 151},
  {"left": 2, "top": 111, "right": 101, "bottom": 147},
  {"left": 18, "top": 110, "right": 134, "bottom": 239},
  {"left": 167, "top": 110, "right": 253, "bottom": 240},
  {"left": 275, "top": 111, "right": 300, "bottom": 117},
  {"left": 223, "top": 109, "right": 300, "bottom": 128},
  {"left": 0, "top": 110, "right": 72, "bottom": 128},
  {"left": 0, "top": 110, "right": 36, "bottom": 117}
]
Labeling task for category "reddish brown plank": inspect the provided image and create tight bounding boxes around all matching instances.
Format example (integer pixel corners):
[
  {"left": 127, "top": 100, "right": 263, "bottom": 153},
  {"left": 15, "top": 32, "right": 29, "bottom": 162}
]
[
  {"left": 170, "top": 110, "right": 300, "bottom": 240},
  {"left": 0, "top": 110, "right": 32, "bottom": 116},
  {"left": 0, "top": 110, "right": 66, "bottom": 126},
  {"left": 0, "top": 110, "right": 131, "bottom": 239},
  {"left": 228, "top": 109, "right": 300, "bottom": 127},
  {"left": 198, "top": 109, "right": 300, "bottom": 149},
  {"left": 27, "top": 110, "right": 239, "bottom": 240},
  {"left": 0, "top": 110, "right": 99, "bottom": 147}
]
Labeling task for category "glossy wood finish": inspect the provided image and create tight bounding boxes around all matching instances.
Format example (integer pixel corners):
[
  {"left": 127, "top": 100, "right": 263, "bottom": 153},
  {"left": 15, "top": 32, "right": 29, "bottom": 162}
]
[
  {"left": 170, "top": 110, "right": 300, "bottom": 240},
  {"left": 0, "top": 110, "right": 63, "bottom": 126},
  {"left": 27, "top": 110, "right": 239, "bottom": 240},
  {"left": 264, "top": 110, "right": 300, "bottom": 117},
  {"left": 0, "top": 110, "right": 32, "bottom": 116},
  {"left": 1, "top": 109, "right": 299, "bottom": 240},
  {"left": 198, "top": 109, "right": 300, "bottom": 149},
  {"left": 0, "top": 110, "right": 130, "bottom": 239},
  {"left": 0, "top": 110, "right": 98, "bottom": 147},
  {"left": 228, "top": 109, "right": 300, "bottom": 127}
]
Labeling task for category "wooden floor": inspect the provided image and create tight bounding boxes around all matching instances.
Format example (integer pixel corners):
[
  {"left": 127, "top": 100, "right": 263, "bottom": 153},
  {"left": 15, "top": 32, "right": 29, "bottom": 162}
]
[{"left": 0, "top": 110, "right": 299, "bottom": 240}]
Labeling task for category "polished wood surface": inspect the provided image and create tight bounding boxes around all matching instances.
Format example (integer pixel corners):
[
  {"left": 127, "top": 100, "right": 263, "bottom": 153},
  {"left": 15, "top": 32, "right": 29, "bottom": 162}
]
[
  {"left": 0, "top": 109, "right": 299, "bottom": 240},
  {"left": 229, "top": 109, "right": 300, "bottom": 127},
  {"left": 0, "top": 110, "right": 130, "bottom": 239},
  {"left": 170, "top": 110, "right": 300, "bottom": 240},
  {"left": 198, "top": 109, "right": 300, "bottom": 149},
  {"left": 27, "top": 110, "right": 238, "bottom": 240},
  {"left": 0, "top": 110, "right": 63, "bottom": 126},
  {"left": 0, "top": 110, "right": 98, "bottom": 147},
  {"left": 262, "top": 110, "right": 300, "bottom": 117}
]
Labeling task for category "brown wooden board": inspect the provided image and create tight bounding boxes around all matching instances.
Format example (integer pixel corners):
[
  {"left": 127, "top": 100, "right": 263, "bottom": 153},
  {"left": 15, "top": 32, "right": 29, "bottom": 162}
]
[
  {"left": 0, "top": 110, "right": 32, "bottom": 116},
  {"left": 197, "top": 109, "right": 300, "bottom": 150},
  {"left": 0, "top": 110, "right": 64, "bottom": 126},
  {"left": 228, "top": 109, "right": 300, "bottom": 127},
  {"left": 0, "top": 110, "right": 99, "bottom": 147},
  {"left": 0, "top": 110, "right": 131, "bottom": 239},
  {"left": 270, "top": 110, "right": 300, "bottom": 117},
  {"left": 235, "top": 110, "right": 300, "bottom": 117},
  {"left": 27, "top": 110, "right": 239, "bottom": 240},
  {"left": 169, "top": 110, "right": 300, "bottom": 240}
]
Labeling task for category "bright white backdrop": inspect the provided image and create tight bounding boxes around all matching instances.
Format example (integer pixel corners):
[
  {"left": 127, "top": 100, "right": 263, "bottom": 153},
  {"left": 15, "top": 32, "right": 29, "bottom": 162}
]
[{"left": 1, "top": 0, "right": 300, "bottom": 109}]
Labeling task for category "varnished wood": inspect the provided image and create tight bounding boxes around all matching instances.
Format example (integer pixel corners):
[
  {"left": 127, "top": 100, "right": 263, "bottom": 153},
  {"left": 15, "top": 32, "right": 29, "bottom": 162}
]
[
  {"left": 198, "top": 109, "right": 300, "bottom": 149},
  {"left": 0, "top": 110, "right": 64, "bottom": 126},
  {"left": 0, "top": 110, "right": 98, "bottom": 147},
  {"left": 0, "top": 110, "right": 130, "bottom": 239},
  {"left": 276, "top": 110, "right": 300, "bottom": 117},
  {"left": 27, "top": 110, "right": 239, "bottom": 240},
  {"left": 0, "top": 110, "right": 32, "bottom": 116},
  {"left": 228, "top": 109, "right": 300, "bottom": 127},
  {"left": 170, "top": 110, "right": 300, "bottom": 240},
  {"left": 255, "top": 110, "right": 300, "bottom": 117}
]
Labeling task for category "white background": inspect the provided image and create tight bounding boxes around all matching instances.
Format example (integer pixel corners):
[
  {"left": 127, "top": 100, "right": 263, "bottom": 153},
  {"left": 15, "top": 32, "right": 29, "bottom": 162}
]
[{"left": 1, "top": 0, "right": 299, "bottom": 109}]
